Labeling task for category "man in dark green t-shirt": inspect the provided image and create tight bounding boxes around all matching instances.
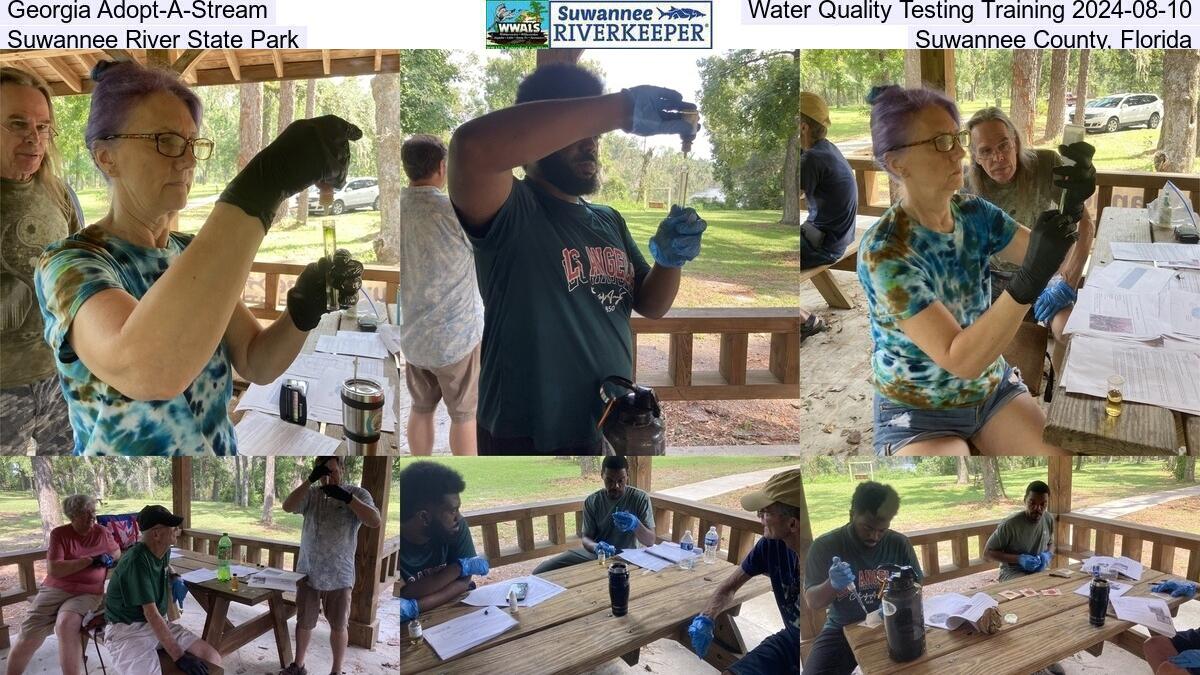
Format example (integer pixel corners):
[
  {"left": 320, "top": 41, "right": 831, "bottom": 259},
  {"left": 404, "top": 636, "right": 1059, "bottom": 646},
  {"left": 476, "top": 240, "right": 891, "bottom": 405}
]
[
  {"left": 103, "top": 505, "right": 220, "bottom": 675},
  {"left": 449, "top": 62, "right": 707, "bottom": 454},
  {"left": 985, "top": 480, "right": 1055, "bottom": 582},
  {"left": 803, "top": 481, "right": 921, "bottom": 675},
  {"left": 398, "top": 461, "right": 490, "bottom": 622},
  {"left": 533, "top": 456, "right": 656, "bottom": 573}
]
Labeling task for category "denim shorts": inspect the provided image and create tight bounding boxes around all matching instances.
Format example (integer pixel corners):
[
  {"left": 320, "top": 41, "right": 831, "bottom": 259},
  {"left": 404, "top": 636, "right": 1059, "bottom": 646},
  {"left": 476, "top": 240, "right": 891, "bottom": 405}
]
[{"left": 872, "top": 365, "right": 1029, "bottom": 456}]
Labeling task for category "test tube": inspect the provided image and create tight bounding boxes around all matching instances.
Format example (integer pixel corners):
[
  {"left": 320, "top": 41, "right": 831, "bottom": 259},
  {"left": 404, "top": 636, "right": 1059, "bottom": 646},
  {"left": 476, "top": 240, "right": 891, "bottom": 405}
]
[{"left": 320, "top": 185, "right": 339, "bottom": 311}]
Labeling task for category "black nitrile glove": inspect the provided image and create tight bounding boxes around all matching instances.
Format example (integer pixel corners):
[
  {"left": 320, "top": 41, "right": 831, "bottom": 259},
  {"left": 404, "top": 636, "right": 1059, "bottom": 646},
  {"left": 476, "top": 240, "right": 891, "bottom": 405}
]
[
  {"left": 218, "top": 115, "right": 362, "bottom": 232},
  {"left": 321, "top": 484, "right": 354, "bottom": 504},
  {"left": 1007, "top": 210, "right": 1079, "bottom": 306},
  {"left": 174, "top": 653, "right": 208, "bottom": 675},
  {"left": 307, "top": 462, "right": 332, "bottom": 484},
  {"left": 1054, "top": 142, "right": 1096, "bottom": 220},
  {"left": 286, "top": 250, "right": 365, "bottom": 331}
]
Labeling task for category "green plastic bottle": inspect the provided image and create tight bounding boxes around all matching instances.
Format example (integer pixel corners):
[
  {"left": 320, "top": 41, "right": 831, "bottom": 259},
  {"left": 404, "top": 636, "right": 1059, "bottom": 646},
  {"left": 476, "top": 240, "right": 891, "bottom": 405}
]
[{"left": 216, "top": 533, "right": 232, "bottom": 582}]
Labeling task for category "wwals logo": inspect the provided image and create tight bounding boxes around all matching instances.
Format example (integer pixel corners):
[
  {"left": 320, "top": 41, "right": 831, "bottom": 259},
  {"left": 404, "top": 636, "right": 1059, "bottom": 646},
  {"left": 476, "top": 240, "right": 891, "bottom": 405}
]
[{"left": 486, "top": 1, "right": 550, "bottom": 48}]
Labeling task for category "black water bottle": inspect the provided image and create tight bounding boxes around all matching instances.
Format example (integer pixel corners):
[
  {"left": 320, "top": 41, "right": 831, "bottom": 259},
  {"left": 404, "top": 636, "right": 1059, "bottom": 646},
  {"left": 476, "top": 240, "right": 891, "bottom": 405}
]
[
  {"left": 882, "top": 565, "right": 926, "bottom": 663},
  {"left": 608, "top": 563, "right": 630, "bottom": 617},
  {"left": 1089, "top": 568, "right": 1109, "bottom": 627},
  {"left": 600, "top": 377, "right": 666, "bottom": 456}
]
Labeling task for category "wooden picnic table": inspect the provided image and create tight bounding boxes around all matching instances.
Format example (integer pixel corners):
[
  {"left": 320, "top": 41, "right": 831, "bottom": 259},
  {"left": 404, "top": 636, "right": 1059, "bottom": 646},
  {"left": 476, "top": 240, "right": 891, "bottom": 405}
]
[
  {"left": 799, "top": 211, "right": 878, "bottom": 310},
  {"left": 169, "top": 549, "right": 298, "bottom": 668},
  {"left": 843, "top": 563, "right": 1189, "bottom": 675},
  {"left": 400, "top": 557, "right": 773, "bottom": 675},
  {"left": 231, "top": 304, "right": 401, "bottom": 455},
  {"left": 1044, "top": 207, "right": 1198, "bottom": 455}
]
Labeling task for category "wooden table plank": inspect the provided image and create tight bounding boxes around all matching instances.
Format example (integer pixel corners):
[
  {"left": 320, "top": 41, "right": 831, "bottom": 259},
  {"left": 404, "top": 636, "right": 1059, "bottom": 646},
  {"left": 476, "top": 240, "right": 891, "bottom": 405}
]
[{"left": 1044, "top": 207, "right": 1192, "bottom": 455}]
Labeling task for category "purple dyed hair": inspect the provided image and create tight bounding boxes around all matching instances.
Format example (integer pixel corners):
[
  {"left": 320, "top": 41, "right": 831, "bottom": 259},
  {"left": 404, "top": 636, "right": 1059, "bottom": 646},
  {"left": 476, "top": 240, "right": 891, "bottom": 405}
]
[
  {"left": 84, "top": 61, "right": 203, "bottom": 161},
  {"left": 868, "top": 85, "right": 960, "bottom": 172}
]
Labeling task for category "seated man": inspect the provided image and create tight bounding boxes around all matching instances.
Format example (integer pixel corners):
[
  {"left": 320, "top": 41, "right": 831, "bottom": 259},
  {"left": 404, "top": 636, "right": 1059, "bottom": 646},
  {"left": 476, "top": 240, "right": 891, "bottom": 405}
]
[
  {"left": 399, "top": 461, "right": 490, "bottom": 617},
  {"left": 104, "top": 505, "right": 220, "bottom": 675},
  {"left": 1143, "top": 580, "right": 1199, "bottom": 674},
  {"left": 799, "top": 91, "right": 858, "bottom": 342},
  {"left": 687, "top": 469, "right": 803, "bottom": 675},
  {"left": 532, "top": 456, "right": 656, "bottom": 574},
  {"left": 5, "top": 494, "right": 119, "bottom": 675},
  {"left": 803, "top": 481, "right": 922, "bottom": 675},
  {"left": 984, "top": 480, "right": 1055, "bottom": 581}
]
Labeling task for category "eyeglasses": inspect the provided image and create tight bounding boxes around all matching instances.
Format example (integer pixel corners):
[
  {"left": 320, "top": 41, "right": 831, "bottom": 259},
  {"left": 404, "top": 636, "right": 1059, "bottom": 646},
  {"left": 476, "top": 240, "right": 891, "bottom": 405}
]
[
  {"left": 100, "top": 132, "right": 214, "bottom": 160},
  {"left": 888, "top": 129, "right": 970, "bottom": 154},
  {"left": 974, "top": 138, "right": 1014, "bottom": 162},
  {"left": 1, "top": 118, "right": 57, "bottom": 140}
]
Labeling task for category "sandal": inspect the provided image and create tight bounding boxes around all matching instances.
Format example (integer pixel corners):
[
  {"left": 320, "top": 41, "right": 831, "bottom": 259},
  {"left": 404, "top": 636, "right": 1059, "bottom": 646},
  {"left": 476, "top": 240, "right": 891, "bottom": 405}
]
[{"left": 801, "top": 314, "right": 828, "bottom": 342}]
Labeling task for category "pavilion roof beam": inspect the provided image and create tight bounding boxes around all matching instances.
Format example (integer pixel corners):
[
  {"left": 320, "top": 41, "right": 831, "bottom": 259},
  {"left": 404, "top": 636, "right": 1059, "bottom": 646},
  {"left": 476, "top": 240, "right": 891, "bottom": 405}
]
[
  {"left": 102, "top": 49, "right": 134, "bottom": 64},
  {"left": 321, "top": 49, "right": 331, "bottom": 75},
  {"left": 374, "top": 50, "right": 382, "bottom": 72},
  {"left": 173, "top": 49, "right": 205, "bottom": 84},
  {"left": 270, "top": 50, "right": 284, "bottom": 79},
  {"left": 223, "top": 49, "right": 242, "bottom": 81},
  {"left": 39, "top": 56, "right": 81, "bottom": 93}
]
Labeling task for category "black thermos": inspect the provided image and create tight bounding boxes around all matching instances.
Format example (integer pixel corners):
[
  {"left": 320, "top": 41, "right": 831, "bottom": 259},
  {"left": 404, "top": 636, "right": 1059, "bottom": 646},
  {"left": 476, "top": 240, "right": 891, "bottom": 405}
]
[
  {"left": 1089, "top": 568, "right": 1109, "bottom": 627},
  {"left": 608, "top": 563, "right": 630, "bottom": 617},
  {"left": 882, "top": 564, "right": 926, "bottom": 663}
]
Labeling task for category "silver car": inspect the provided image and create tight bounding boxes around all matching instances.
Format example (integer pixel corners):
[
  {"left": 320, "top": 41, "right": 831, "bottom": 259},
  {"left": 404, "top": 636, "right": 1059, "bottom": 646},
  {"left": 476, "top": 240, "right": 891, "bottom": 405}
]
[
  {"left": 1067, "top": 93, "right": 1163, "bottom": 134},
  {"left": 308, "top": 176, "right": 380, "bottom": 215}
]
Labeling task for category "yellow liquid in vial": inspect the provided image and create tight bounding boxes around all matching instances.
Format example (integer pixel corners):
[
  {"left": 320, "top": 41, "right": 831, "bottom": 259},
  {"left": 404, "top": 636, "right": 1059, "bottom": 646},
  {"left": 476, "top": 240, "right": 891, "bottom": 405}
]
[
  {"left": 1105, "top": 389, "right": 1123, "bottom": 417},
  {"left": 322, "top": 220, "right": 338, "bottom": 310}
]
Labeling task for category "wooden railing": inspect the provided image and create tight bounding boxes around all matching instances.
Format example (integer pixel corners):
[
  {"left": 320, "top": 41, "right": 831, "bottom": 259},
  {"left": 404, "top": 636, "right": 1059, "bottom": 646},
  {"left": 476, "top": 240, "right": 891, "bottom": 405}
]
[
  {"left": 381, "top": 535, "right": 400, "bottom": 589},
  {"left": 906, "top": 518, "right": 1004, "bottom": 583},
  {"left": 823, "top": 157, "right": 1199, "bottom": 222},
  {"left": 462, "top": 492, "right": 765, "bottom": 569},
  {"left": 0, "top": 548, "right": 44, "bottom": 649},
  {"left": 245, "top": 261, "right": 399, "bottom": 321},
  {"left": 180, "top": 528, "right": 302, "bottom": 570},
  {"left": 1058, "top": 512, "right": 1200, "bottom": 581},
  {"left": 631, "top": 309, "right": 800, "bottom": 401}
]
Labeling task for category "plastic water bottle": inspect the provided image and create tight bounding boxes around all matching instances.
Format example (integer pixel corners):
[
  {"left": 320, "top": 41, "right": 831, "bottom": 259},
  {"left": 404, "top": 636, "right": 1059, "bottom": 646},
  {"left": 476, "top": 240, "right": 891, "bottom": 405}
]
[
  {"left": 679, "top": 531, "right": 695, "bottom": 570},
  {"left": 216, "top": 533, "right": 232, "bottom": 582},
  {"left": 704, "top": 526, "right": 719, "bottom": 564}
]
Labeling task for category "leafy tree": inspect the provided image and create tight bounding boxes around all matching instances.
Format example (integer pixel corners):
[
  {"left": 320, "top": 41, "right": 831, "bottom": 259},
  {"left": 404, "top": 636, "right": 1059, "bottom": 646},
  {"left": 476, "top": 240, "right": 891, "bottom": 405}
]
[{"left": 400, "top": 50, "right": 461, "bottom": 136}]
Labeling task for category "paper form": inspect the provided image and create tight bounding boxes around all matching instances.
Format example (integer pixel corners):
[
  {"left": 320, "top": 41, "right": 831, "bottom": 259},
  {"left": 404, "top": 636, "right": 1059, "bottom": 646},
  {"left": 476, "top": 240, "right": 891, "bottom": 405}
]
[
  {"left": 315, "top": 331, "right": 390, "bottom": 360},
  {"left": 1111, "top": 596, "right": 1176, "bottom": 637},
  {"left": 461, "top": 576, "right": 566, "bottom": 608},
  {"left": 1062, "top": 336, "right": 1200, "bottom": 415},
  {"left": 422, "top": 607, "right": 518, "bottom": 661},
  {"left": 922, "top": 592, "right": 998, "bottom": 631},
  {"left": 1111, "top": 242, "right": 1200, "bottom": 268},
  {"left": 1063, "top": 289, "right": 1164, "bottom": 341},
  {"left": 1086, "top": 261, "right": 1174, "bottom": 295}
]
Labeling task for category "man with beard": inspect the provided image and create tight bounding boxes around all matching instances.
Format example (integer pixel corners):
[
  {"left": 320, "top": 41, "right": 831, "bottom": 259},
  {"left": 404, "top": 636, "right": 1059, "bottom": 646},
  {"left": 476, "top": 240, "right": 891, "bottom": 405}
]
[
  {"left": 984, "top": 480, "right": 1055, "bottom": 581},
  {"left": 398, "top": 461, "right": 490, "bottom": 619},
  {"left": 448, "top": 62, "right": 707, "bottom": 454},
  {"left": 532, "top": 455, "right": 655, "bottom": 573},
  {"left": 802, "top": 481, "right": 921, "bottom": 675},
  {"left": 686, "top": 469, "right": 804, "bottom": 675}
]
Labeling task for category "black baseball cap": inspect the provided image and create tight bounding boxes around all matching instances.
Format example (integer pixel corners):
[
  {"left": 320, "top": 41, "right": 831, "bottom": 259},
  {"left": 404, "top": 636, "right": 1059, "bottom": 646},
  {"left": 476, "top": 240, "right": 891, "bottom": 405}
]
[{"left": 138, "top": 505, "right": 183, "bottom": 530}]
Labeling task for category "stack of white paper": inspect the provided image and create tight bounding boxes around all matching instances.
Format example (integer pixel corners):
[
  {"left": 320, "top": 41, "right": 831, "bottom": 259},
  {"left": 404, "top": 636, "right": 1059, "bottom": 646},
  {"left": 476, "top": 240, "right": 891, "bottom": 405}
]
[
  {"left": 246, "top": 568, "right": 305, "bottom": 592},
  {"left": 179, "top": 568, "right": 217, "bottom": 583},
  {"left": 1062, "top": 336, "right": 1200, "bottom": 416},
  {"left": 1081, "top": 556, "right": 1144, "bottom": 581},
  {"left": 641, "top": 542, "right": 702, "bottom": 564},
  {"left": 235, "top": 352, "right": 397, "bottom": 429},
  {"left": 1112, "top": 596, "right": 1177, "bottom": 637},
  {"left": 235, "top": 412, "right": 343, "bottom": 456},
  {"left": 616, "top": 548, "right": 674, "bottom": 572},
  {"left": 1086, "top": 261, "right": 1175, "bottom": 295},
  {"left": 1111, "top": 242, "right": 1200, "bottom": 269},
  {"left": 923, "top": 592, "right": 998, "bottom": 631},
  {"left": 315, "top": 331, "right": 390, "bottom": 360},
  {"left": 1074, "top": 578, "right": 1133, "bottom": 599},
  {"left": 461, "top": 576, "right": 566, "bottom": 608},
  {"left": 1063, "top": 288, "right": 1165, "bottom": 342},
  {"left": 422, "top": 607, "right": 518, "bottom": 661}
]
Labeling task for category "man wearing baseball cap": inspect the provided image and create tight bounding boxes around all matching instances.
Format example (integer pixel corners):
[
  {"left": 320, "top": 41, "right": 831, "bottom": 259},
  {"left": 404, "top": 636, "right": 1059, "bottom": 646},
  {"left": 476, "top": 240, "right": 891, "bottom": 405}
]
[
  {"left": 686, "top": 468, "right": 802, "bottom": 675},
  {"left": 103, "top": 505, "right": 221, "bottom": 675},
  {"left": 799, "top": 91, "right": 858, "bottom": 342}
]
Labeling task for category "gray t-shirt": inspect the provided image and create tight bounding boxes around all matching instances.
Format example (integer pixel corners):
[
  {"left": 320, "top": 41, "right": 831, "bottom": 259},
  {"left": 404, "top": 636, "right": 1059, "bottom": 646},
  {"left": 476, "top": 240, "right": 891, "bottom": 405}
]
[
  {"left": 965, "top": 149, "right": 1064, "bottom": 275},
  {"left": 399, "top": 186, "right": 484, "bottom": 369},
  {"left": 582, "top": 486, "right": 654, "bottom": 551},
  {"left": 296, "top": 483, "right": 375, "bottom": 590},
  {"left": 986, "top": 510, "right": 1055, "bottom": 582},
  {"left": 805, "top": 523, "right": 923, "bottom": 629}
]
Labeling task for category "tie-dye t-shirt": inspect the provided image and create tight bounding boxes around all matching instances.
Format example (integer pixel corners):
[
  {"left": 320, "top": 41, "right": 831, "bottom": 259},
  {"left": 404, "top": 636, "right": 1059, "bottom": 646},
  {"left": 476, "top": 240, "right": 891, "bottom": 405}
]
[
  {"left": 857, "top": 194, "right": 1019, "bottom": 408},
  {"left": 34, "top": 226, "right": 236, "bottom": 456}
]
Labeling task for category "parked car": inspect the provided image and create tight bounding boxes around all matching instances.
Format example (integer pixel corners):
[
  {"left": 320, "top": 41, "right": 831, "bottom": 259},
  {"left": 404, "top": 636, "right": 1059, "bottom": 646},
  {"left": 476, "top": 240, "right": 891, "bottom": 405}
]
[
  {"left": 307, "top": 177, "right": 380, "bottom": 215},
  {"left": 1065, "top": 93, "right": 1163, "bottom": 133}
]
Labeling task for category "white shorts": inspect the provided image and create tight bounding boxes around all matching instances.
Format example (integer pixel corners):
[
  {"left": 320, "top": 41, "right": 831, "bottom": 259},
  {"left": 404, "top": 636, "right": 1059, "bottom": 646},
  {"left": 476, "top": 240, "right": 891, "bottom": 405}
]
[{"left": 104, "top": 620, "right": 201, "bottom": 675}]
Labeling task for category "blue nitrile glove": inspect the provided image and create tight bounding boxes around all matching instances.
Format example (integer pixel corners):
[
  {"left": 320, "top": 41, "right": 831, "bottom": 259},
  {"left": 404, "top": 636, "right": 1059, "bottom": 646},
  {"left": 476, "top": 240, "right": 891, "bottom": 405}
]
[
  {"left": 649, "top": 205, "right": 708, "bottom": 268},
  {"left": 594, "top": 541, "right": 617, "bottom": 557},
  {"left": 1169, "top": 650, "right": 1200, "bottom": 668},
  {"left": 171, "top": 576, "right": 188, "bottom": 609},
  {"left": 1018, "top": 554, "right": 1041, "bottom": 572},
  {"left": 688, "top": 615, "right": 714, "bottom": 658},
  {"left": 1033, "top": 279, "right": 1076, "bottom": 324},
  {"left": 1038, "top": 551, "right": 1053, "bottom": 570},
  {"left": 829, "top": 556, "right": 854, "bottom": 592},
  {"left": 612, "top": 510, "right": 641, "bottom": 533},
  {"left": 400, "top": 598, "right": 419, "bottom": 622},
  {"left": 458, "top": 556, "right": 490, "bottom": 579},
  {"left": 91, "top": 553, "right": 114, "bottom": 569},
  {"left": 622, "top": 85, "right": 698, "bottom": 137},
  {"left": 1151, "top": 580, "right": 1198, "bottom": 598}
]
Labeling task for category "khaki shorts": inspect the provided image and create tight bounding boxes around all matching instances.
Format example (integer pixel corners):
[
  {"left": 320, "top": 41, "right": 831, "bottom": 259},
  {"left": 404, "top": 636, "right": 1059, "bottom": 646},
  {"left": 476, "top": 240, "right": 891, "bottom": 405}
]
[
  {"left": 104, "top": 620, "right": 200, "bottom": 675},
  {"left": 18, "top": 586, "right": 103, "bottom": 643},
  {"left": 295, "top": 577, "right": 352, "bottom": 630},
  {"left": 405, "top": 345, "right": 480, "bottom": 422}
]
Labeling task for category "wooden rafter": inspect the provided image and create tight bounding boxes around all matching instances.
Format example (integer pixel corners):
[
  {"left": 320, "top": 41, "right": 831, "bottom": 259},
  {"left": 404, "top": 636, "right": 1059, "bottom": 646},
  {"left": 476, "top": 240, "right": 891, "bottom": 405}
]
[
  {"left": 271, "top": 50, "right": 284, "bottom": 78},
  {"left": 39, "top": 56, "right": 81, "bottom": 93},
  {"left": 73, "top": 51, "right": 98, "bottom": 75},
  {"left": 321, "top": 49, "right": 331, "bottom": 75},
  {"left": 374, "top": 49, "right": 382, "bottom": 72},
  {"left": 223, "top": 49, "right": 242, "bottom": 81},
  {"left": 172, "top": 49, "right": 205, "bottom": 84},
  {"left": 102, "top": 49, "right": 134, "bottom": 63}
]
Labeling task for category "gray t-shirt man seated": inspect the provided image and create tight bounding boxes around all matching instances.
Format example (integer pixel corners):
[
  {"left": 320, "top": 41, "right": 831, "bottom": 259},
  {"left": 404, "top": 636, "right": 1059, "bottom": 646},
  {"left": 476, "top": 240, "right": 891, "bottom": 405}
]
[
  {"left": 985, "top": 480, "right": 1055, "bottom": 582},
  {"left": 533, "top": 456, "right": 656, "bottom": 574}
]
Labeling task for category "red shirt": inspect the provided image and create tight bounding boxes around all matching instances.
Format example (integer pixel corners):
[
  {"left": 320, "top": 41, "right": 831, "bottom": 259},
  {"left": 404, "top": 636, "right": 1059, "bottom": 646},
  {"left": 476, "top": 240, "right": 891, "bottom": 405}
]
[{"left": 43, "top": 524, "right": 118, "bottom": 595}]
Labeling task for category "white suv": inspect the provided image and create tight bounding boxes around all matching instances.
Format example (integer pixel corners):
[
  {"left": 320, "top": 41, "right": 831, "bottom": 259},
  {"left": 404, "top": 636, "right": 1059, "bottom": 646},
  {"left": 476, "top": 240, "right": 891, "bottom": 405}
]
[
  {"left": 308, "top": 177, "right": 380, "bottom": 215},
  {"left": 1067, "top": 93, "right": 1163, "bottom": 134}
]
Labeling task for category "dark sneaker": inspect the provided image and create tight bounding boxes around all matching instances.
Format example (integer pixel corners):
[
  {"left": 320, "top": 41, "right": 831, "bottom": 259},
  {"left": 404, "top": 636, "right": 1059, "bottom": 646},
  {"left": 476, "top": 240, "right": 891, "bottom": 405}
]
[{"left": 801, "top": 314, "right": 828, "bottom": 342}]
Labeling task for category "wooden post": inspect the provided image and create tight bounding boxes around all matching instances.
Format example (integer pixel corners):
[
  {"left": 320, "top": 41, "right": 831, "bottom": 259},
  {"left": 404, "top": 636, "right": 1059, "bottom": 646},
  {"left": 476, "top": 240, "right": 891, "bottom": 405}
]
[
  {"left": 348, "top": 456, "right": 392, "bottom": 649},
  {"left": 1048, "top": 457, "right": 1072, "bottom": 566},
  {"left": 627, "top": 457, "right": 653, "bottom": 491},
  {"left": 795, "top": 471, "right": 824, "bottom": 643},
  {"left": 918, "top": 50, "right": 956, "bottom": 98},
  {"left": 171, "top": 458, "right": 192, "bottom": 530}
]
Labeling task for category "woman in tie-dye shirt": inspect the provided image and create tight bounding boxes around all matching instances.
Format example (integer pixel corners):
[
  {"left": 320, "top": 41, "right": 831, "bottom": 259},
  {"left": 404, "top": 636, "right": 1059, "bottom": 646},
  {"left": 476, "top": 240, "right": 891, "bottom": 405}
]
[
  {"left": 34, "top": 61, "right": 363, "bottom": 456},
  {"left": 856, "top": 85, "right": 1095, "bottom": 456}
]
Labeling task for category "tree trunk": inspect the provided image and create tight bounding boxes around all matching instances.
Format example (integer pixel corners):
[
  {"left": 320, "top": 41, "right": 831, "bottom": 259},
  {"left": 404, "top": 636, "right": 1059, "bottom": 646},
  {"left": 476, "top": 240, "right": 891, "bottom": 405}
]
[
  {"left": 241, "top": 458, "right": 252, "bottom": 508},
  {"left": 261, "top": 457, "right": 276, "bottom": 525},
  {"left": 1009, "top": 50, "right": 1039, "bottom": 144},
  {"left": 956, "top": 457, "right": 969, "bottom": 485},
  {"left": 234, "top": 457, "right": 243, "bottom": 507},
  {"left": 372, "top": 72, "right": 402, "bottom": 264},
  {"left": 578, "top": 457, "right": 599, "bottom": 477},
  {"left": 277, "top": 80, "right": 296, "bottom": 223},
  {"left": 1073, "top": 50, "right": 1090, "bottom": 126},
  {"left": 144, "top": 459, "right": 154, "bottom": 496},
  {"left": 1043, "top": 50, "right": 1070, "bottom": 141},
  {"left": 981, "top": 458, "right": 1007, "bottom": 503},
  {"left": 237, "top": 83, "right": 263, "bottom": 171},
  {"left": 634, "top": 145, "right": 654, "bottom": 204},
  {"left": 903, "top": 50, "right": 922, "bottom": 88},
  {"left": 297, "top": 80, "right": 317, "bottom": 229},
  {"left": 781, "top": 127, "right": 800, "bottom": 226},
  {"left": 33, "top": 458, "right": 60, "bottom": 546},
  {"left": 1159, "top": 49, "right": 1200, "bottom": 173},
  {"left": 1186, "top": 457, "right": 1196, "bottom": 482},
  {"left": 1074, "top": 454, "right": 1085, "bottom": 472}
]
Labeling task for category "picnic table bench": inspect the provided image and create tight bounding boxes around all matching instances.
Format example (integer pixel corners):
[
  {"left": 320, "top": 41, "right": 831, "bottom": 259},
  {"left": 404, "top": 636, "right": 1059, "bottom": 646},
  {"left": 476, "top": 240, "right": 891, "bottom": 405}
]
[
  {"left": 799, "top": 213, "right": 877, "bottom": 310},
  {"left": 843, "top": 562, "right": 1188, "bottom": 675}
]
